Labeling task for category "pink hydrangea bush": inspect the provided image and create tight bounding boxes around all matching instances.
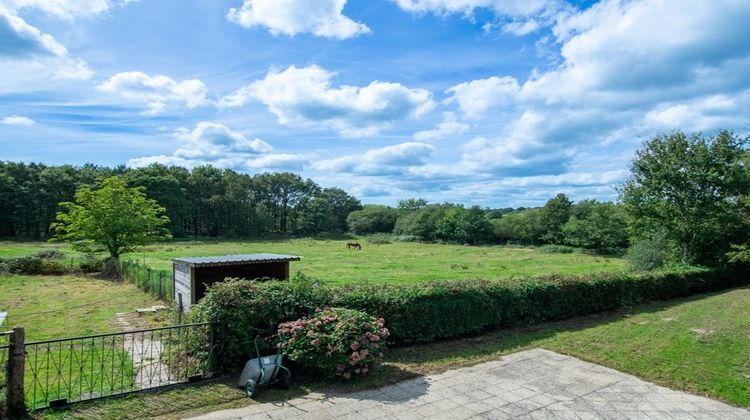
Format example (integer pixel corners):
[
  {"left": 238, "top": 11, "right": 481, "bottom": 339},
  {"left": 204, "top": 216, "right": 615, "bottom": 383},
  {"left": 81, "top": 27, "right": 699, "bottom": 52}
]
[{"left": 277, "top": 307, "right": 389, "bottom": 379}]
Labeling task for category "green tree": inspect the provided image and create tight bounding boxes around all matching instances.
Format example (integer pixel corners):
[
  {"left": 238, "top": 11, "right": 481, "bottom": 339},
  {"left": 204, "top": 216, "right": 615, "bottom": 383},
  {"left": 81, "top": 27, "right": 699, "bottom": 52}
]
[
  {"left": 537, "top": 193, "right": 573, "bottom": 244},
  {"left": 51, "top": 176, "right": 170, "bottom": 275},
  {"left": 620, "top": 130, "right": 750, "bottom": 265},
  {"left": 347, "top": 205, "right": 397, "bottom": 235},
  {"left": 562, "top": 201, "right": 628, "bottom": 252}
]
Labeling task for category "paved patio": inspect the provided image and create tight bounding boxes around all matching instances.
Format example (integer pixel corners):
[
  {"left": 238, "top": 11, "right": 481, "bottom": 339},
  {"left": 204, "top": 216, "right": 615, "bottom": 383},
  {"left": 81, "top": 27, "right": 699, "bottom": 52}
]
[{"left": 192, "top": 348, "right": 749, "bottom": 419}]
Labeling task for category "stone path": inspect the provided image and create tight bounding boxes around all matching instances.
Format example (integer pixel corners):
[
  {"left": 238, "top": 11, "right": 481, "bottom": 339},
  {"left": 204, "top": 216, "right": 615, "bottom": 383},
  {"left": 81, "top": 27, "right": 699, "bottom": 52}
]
[
  {"left": 115, "top": 312, "right": 174, "bottom": 389},
  {"left": 192, "top": 348, "right": 749, "bottom": 420}
]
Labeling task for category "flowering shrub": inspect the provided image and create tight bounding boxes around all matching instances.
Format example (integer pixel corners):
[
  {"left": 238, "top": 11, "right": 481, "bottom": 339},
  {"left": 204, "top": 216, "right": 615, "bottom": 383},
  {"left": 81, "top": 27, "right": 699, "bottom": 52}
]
[{"left": 277, "top": 308, "right": 389, "bottom": 379}]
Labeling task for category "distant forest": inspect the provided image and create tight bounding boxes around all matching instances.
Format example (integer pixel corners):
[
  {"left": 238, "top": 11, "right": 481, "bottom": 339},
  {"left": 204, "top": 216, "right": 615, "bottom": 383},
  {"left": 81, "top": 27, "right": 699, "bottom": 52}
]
[
  {"left": 0, "top": 161, "right": 623, "bottom": 253},
  {"left": 0, "top": 162, "right": 362, "bottom": 239}
]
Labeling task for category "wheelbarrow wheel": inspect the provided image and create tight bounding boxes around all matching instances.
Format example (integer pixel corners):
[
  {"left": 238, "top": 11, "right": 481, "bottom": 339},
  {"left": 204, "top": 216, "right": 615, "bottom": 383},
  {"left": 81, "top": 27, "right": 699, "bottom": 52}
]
[
  {"left": 245, "top": 379, "right": 259, "bottom": 398},
  {"left": 277, "top": 368, "right": 291, "bottom": 390}
]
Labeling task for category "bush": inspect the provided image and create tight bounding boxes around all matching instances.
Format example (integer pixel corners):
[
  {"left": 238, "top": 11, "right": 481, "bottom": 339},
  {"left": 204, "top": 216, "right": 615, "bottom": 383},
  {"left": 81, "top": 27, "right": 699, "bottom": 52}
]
[
  {"left": 539, "top": 245, "right": 577, "bottom": 254},
  {"left": 626, "top": 236, "right": 672, "bottom": 271},
  {"left": 79, "top": 253, "right": 104, "bottom": 272},
  {"left": 193, "top": 266, "right": 748, "bottom": 368},
  {"left": 31, "top": 249, "right": 65, "bottom": 259},
  {"left": 190, "top": 274, "right": 331, "bottom": 368},
  {"left": 0, "top": 255, "right": 69, "bottom": 275},
  {"left": 277, "top": 308, "right": 388, "bottom": 379},
  {"left": 366, "top": 234, "right": 392, "bottom": 244}
]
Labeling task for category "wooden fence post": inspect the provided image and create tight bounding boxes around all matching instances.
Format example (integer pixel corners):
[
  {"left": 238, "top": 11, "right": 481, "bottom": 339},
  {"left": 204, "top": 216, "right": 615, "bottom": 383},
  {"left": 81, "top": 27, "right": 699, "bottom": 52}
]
[{"left": 7, "top": 327, "right": 25, "bottom": 417}]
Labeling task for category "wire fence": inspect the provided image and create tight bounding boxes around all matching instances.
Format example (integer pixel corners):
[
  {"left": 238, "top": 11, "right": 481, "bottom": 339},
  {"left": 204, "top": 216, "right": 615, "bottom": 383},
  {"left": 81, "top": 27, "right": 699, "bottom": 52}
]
[
  {"left": 22, "top": 322, "right": 224, "bottom": 411},
  {"left": 121, "top": 260, "right": 173, "bottom": 301},
  {"left": 0, "top": 330, "right": 10, "bottom": 417}
]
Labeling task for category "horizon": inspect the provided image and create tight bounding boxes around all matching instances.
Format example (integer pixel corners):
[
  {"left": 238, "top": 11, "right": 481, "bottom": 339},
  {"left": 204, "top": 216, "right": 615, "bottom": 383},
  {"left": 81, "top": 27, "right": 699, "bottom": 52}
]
[{"left": 1, "top": 0, "right": 749, "bottom": 208}]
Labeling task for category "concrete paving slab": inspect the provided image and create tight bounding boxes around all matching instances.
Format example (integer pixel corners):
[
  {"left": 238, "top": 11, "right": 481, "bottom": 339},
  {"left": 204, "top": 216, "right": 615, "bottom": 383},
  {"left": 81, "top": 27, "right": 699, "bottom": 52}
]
[{"left": 189, "top": 348, "right": 749, "bottom": 420}]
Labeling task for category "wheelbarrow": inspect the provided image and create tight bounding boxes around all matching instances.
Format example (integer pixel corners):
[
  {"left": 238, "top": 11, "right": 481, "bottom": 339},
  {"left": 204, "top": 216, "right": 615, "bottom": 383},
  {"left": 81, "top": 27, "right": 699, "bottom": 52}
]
[{"left": 237, "top": 331, "right": 291, "bottom": 398}]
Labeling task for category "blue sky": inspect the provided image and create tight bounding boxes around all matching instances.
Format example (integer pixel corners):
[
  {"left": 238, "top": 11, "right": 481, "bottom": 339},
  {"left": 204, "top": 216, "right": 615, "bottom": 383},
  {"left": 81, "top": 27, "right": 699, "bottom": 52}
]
[{"left": 1, "top": 0, "right": 749, "bottom": 207}]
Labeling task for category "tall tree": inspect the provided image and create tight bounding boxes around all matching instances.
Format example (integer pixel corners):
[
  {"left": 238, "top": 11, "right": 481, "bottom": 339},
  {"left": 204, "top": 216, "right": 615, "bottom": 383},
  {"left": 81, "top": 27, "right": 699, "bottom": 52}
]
[
  {"left": 52, "top": 176, "right": 170, "bottom": 275},
  {"left": 620, "top": 130, "right": 750, "bottom": 265},
  {"left": 538, "top": 193, "right": 573, "bottom": 244}
]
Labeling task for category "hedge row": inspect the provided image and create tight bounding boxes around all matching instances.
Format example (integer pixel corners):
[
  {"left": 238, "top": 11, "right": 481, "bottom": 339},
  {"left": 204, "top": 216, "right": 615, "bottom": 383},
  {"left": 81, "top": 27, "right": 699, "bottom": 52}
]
[{"left": 191, "top": 267, "right": 749, "bottom": 368}]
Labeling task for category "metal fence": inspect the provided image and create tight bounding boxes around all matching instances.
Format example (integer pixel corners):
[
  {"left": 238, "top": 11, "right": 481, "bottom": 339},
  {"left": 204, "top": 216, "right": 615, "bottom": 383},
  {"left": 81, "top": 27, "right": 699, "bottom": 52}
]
[
  {"left": 121, "top": 259, "right": 173, "bottom": 301},
  {"left": 0, "top": 331, "right": 10, "bottom": 417},
  {"left": 22, "top": 322, "right": 224, "bottom": 411}
]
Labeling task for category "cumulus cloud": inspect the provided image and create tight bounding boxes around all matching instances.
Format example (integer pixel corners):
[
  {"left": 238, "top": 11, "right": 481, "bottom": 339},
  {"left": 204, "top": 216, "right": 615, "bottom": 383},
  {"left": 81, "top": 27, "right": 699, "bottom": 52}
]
[
  {"left": 315, "top": 142, "right": 434, "bottom": 175},
  {"left": 128, "top": 122, "right": 312, "bottom": 172},
  {"left": 445, "top": 76, "right": 519, "bottom": 118},
  {"left": 227, "top": 0, "right": 370, "bottom": 39},
  {"left": 173, "top": 122, "right": 272, "bottom": 160},
  {"left": 220, "top": 65, "right": 435, "bottom": 136},
  {"left": 97, "top": 72, "right": 209, "bottom": 114},
  {"left": 1, "top": 115, "right": 35, "bottom": 125},
  {"left": 413, "top": 113, "right": 468, "bottom": 140},
  {"left": 435, "top": 0, "right": 750, "bottom": 181}
]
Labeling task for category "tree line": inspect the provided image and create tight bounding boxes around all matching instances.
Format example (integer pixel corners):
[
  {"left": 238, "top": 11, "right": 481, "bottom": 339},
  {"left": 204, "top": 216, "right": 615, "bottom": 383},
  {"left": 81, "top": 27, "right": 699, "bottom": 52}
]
[{"left": 0, "top": 163, "right": 361, "bottom": 239}]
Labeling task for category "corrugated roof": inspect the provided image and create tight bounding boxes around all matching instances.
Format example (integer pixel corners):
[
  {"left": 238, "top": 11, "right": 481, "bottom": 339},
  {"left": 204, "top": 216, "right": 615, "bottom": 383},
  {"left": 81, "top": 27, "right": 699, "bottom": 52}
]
[{"left": 172, "top": 253, "right": 301, "bottom": 267}]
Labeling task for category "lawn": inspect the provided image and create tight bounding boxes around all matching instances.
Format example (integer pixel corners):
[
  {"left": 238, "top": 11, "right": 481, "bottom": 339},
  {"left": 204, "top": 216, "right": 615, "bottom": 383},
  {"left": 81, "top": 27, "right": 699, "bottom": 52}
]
[
  {"left": 0, "top": 274, "right": 162, "bottom": 340},
  {"left": 39, "top": 286, "right": 750, "bottom": 419},
  {"left": 0, "top": 239, "right": 626, "bottom": 286}
]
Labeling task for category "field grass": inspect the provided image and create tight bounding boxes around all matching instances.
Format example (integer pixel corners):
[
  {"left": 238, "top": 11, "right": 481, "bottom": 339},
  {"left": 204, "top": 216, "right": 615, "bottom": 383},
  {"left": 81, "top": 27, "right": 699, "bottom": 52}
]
[
  {"left": 0, "top": 239, "right": 626, "bottom": 286},
  {"left": 39, "top": 286, "right": 750, "bottom": 418},
  {"left": 0, "top": 274, "right": 162, "bottom": 340}
]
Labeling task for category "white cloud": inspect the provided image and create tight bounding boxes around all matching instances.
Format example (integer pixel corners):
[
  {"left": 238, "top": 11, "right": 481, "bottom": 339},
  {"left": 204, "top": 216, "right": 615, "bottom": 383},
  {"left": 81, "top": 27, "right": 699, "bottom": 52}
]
[
  {"left": 502, "top": 19, "right": 540, "bottom": 36},
  {"left": 445, "top": 76, "right": 519, "bottom": 118},
  {"left": 97, "top": 72, "right": 209, "bottom": 114},
  {"left": 227, "top": 0, "right": 370, "bottom": 39},
  {"left": 0, "top": 12, "right": 67, "bottom": 58},
  {"left": 173, "top": 122, "right": 272, "bottom": 161},
  {"left": 315, "top": 142, "right": 434, "bottom": 175},
  {"left": 220, "top": 65, "right": 435, "bottom": 136},
  {"left": 413, "top": 113, "right": 468, "bottom": 140},
  {"left": 128, "top": 122, "right": 312, "bottom": 172},
  {"left": 437, "top": 0, "right": 750, "bottom": 181},
  {"left": 393, "top": 0, "right": 554, "bottom": 18},
  {"left": 2, "top": 0, "right": 113, "bottom": 19},
  {"left": 1, "top": 115, "right": 35, "bottom": 125}
]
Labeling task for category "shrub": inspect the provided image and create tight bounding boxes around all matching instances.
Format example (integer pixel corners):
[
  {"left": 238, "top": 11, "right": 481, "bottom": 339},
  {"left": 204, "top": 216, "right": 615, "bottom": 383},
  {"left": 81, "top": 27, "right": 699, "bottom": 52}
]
[
  {"left": 0, "top": 255, "right": 69, "bottom": 275},
  {"left": 190, "top": 274, "right": 331, "bottom": 368},
  {"left": 626, "top": 236, "right": 673, "bottom": 271},
  {"left": 539, "top": 245, "right": 577, "bottom": 254},
  {"left": 79, "top": 253, "right": 104, "bottom": 272},
  {"left": 277, "top": 308, "right": 388, "bottom": 379},
  {"left": 366, "top": 234, "right": 392, "bottom": 245},
  {"left": 31, "top": 249, "right": 65, "bottom": 259}
]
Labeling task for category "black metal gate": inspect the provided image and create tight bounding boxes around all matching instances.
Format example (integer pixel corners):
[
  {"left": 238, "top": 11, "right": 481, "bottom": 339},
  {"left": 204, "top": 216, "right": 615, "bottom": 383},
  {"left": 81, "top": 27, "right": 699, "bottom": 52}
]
[{"left": 22, "top": 322, "right": 224, "bottom": 411}]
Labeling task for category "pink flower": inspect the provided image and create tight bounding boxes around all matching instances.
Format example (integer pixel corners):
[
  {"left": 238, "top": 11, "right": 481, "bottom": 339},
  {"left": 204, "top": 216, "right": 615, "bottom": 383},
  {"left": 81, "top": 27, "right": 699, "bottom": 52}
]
[
  {"left": 365, "top": 332, "right": 380, "bottom": 342},
  {"left": 380, "top": 328, "right": 390, "bottom": 337},
  {"left": 311, "top": 338, "right": 321, "bottom": 346},
  {"left": 350, "top": 342, "right": 360, "bottom": 351},
  {"left": 350, "top": 351, "right": 361, "bottom": 362},
  {"left": 337, "top": 363, "right": 345, "bottom": 371},
  {"left": 361, "top": 322, "right": 370, "bottom": 329},
  {"left": 360, "top": 349, "right": 369, "bottom": 357},
  {"left": 361, "top": 366, "right": 369, "bottom": 374}
]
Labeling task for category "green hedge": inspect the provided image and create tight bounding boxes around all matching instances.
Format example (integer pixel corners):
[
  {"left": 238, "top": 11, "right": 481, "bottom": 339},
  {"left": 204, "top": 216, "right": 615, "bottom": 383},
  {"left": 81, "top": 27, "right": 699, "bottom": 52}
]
[{"left": 191, "top": 267, "right": 748, "bottom": 369}]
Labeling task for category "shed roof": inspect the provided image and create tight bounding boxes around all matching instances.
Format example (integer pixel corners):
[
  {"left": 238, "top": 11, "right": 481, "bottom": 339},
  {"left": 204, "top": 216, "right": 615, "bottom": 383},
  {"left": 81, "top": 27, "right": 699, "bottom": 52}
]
[{"left": 172, "top": 253, "right": 301, "bottom": 267}]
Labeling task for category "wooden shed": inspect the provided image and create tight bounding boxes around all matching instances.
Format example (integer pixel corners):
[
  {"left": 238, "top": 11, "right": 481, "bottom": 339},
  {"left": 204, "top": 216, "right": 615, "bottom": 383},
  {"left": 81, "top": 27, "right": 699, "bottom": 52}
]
[{"left": 172, "top": 253, "right": 301, "bottom": 312}]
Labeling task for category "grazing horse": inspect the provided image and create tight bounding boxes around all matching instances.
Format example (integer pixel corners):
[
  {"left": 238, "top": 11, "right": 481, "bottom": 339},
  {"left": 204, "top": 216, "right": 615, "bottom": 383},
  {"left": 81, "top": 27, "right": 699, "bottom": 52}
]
[{"left": 346, "top": 242, "right": 362, "bottom": 250}]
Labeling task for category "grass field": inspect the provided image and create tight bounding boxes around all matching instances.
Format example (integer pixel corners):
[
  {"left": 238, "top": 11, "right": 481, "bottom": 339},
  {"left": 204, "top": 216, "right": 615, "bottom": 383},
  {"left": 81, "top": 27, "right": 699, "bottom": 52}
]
[
  {"left": 0, "top": 274, "right": 162, "bottom": 340},
  {"left": 0, "top": 238, "right": 626, "bottom": 286},
  {"left": 40, "top": 286, "right": 749, "bottom": 418}
]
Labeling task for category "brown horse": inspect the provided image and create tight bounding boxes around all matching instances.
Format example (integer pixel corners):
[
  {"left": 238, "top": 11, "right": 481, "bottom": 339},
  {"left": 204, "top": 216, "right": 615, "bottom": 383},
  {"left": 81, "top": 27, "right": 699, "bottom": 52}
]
[{"left": 346, "top": 242, "right": 362, "bottom": 250}]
